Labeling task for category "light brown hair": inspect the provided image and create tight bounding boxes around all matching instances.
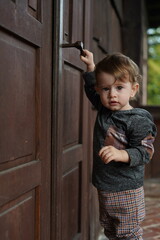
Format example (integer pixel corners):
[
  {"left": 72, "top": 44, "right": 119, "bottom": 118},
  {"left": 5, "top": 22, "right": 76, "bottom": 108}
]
[{"left": 95, "top": 53, "right": 142, "bottom": 86}]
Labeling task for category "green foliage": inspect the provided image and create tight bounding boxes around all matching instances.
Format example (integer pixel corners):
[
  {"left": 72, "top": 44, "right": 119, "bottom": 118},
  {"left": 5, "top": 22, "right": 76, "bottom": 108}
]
[{"left": 147, "top": 28, "right": 160, "bottom": 105}]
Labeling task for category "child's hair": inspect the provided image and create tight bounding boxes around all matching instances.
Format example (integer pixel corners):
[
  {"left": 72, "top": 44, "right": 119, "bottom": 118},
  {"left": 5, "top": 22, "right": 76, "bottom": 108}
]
[{"left": 95, "top": 52, "right": 142, "bottom": 85}]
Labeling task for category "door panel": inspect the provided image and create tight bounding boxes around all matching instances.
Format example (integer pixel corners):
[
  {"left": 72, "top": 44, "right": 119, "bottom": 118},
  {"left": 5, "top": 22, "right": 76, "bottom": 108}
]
[
  {"left": 0, "top": 0, "right": 52, "bottom": 239},
  {"left": 62, "top": 167, "right": 81, "bottom": 239},
  {"left": 63, "top": 65, "right": 82, "bottom": 147},
  {"left": 63, "top": 0, "right": 83, "bottom": 43},
  {"left": 0, "top": 31, "right": 36, "bottom": 164},
  {"left": 0, "top": 190, "right": 36, "bottom": 240},
  {"left": 53, "top": 0, "right": 90, "bottom": 239},
  {"left": 62, "top": 62, "right": 84, "bottom": 240},
  {"left": 61, "top": 59, "right": 86, "bottom": 239},
  {"left": 0, "top": 1, "right": 41, "bottom": 46}
]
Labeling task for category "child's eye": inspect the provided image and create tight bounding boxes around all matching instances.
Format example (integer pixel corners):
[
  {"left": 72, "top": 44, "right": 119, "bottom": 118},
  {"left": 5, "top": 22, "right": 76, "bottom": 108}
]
[
  {"left": 102, "top": 87, "right": 109, "bottom": 91},
  {"left": 117, "top": 86, "right": 123, "bottom": 90}
]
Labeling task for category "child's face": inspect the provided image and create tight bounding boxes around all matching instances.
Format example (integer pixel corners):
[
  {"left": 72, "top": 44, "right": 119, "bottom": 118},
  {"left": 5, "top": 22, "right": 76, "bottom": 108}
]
[{"left": 96, "top": 72, "right": 139, "bottom": 111}]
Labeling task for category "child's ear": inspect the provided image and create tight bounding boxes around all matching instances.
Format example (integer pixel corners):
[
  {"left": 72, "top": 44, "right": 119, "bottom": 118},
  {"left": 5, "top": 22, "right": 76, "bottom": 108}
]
[{"left": 131, "top": 83, "right": 139, "bottom": 97}]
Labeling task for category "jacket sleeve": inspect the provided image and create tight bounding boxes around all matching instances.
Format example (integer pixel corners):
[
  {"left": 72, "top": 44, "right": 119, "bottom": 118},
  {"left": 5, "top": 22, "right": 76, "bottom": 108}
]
[
  {"left": 125, "top": 115, "right": 157, "bottom": 167},
  {"left": 83, "top": 72, "right": 102, "bottom": 110}
]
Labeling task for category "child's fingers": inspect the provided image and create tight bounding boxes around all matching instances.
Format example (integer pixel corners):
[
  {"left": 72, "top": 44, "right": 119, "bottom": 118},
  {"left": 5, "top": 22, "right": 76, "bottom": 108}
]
[
  {"left": 101, "top": 150, "right": 114, "bottom": 164},
  {"left": 99, "top": 146, "right": 109, "bottom": 156},
  {"left": 102, "top": 151, "right": 112, "bottom": 161},
  {"left": 103, "top": 155, "right": 114, "bottom": 164},
  {"left": 99, "top": 147, "right": 108, "bottom": 159},
  {"left": 99, "top": 146, "right": 115, "bottom": 161},
  {"left": 80, "top": 49, "right": 95, "bottom": 71},
  {"left": 83, "top": 49, "right": 92, "bottom": 55},
  {"left": 102, "top": 151, "right": 111, "bottom": 160},
  {"left": 81, "top": 49, "right": 93, "bottom": 59},
  {"left": 80, "top": 54, "right": 87, "bottom": 62}
]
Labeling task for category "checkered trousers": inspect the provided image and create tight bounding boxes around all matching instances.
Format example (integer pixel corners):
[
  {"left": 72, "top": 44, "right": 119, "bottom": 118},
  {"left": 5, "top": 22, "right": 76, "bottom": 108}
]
[{"left": 98, "top": 187, "right": 145, "bottom": 240}]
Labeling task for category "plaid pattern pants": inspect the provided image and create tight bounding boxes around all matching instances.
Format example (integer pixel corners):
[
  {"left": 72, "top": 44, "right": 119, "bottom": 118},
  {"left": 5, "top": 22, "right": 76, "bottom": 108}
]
[{"left": 98, "top": 187, "right": 145, "bottom": 240}]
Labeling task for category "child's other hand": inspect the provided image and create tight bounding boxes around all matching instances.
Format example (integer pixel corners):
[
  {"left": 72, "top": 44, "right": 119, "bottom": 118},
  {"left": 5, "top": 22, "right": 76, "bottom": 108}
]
[
  {"left": 80, "top": 49, "right": 95, "bottom": 72},
  {"left": 99, "top": 146, "right": 130, "bottom": 164}
]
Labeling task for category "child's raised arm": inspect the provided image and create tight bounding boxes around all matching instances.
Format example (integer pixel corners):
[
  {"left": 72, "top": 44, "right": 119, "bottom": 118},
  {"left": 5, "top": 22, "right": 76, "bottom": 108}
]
[{"left": 80, "top": 49, "right": 95, "bottom": 72}]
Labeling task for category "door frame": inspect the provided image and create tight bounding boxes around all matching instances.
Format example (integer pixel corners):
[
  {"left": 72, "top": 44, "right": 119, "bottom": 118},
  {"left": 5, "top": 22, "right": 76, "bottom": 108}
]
[
  {"left": 40, "top": 0, "right": 53, "bottom": 239},
  {"left": 51, "top": 0, "right": 63, "bottom": 239}
]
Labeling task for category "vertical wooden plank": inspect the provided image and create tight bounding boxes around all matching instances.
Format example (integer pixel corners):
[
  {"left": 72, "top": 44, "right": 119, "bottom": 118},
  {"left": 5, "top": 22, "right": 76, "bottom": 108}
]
[{"left": 40, "top": 0, "right": 52, "bottom": 239}]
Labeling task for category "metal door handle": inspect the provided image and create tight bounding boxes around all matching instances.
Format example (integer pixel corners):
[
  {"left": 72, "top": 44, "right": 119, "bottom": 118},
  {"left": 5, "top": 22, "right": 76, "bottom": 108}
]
[{"left": 62, "top": 41, "right": 86, "bottom": 57}]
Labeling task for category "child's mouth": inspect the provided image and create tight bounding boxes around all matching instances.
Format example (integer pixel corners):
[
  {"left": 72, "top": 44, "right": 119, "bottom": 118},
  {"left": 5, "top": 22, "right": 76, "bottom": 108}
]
[{"left": 109, "top": 101, "right": 119, "bottom": 105}]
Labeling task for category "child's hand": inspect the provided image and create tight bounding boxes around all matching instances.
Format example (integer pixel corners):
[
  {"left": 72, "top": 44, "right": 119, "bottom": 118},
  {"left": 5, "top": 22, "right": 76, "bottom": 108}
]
[
  {"left": 99, "top": 146, "right": 130, "bottom": 164},
  {"left": 80, "top": 49, "right": 95, "bottom": 72}
]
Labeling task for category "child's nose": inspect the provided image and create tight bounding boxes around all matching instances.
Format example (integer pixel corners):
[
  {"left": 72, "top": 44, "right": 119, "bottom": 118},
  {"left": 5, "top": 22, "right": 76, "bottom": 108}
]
[{"left": 109, "top": 88, "right": 116, "bottom": 97}]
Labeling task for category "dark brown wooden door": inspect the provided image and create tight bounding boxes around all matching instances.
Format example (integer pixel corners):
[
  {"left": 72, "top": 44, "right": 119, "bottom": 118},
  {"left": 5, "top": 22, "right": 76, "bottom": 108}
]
[
  {"left": 0, "top": 1, "right": 52, "bottom": 239},
  {"left": 52, "top": 0, "right": 91, "bottom": 240}
]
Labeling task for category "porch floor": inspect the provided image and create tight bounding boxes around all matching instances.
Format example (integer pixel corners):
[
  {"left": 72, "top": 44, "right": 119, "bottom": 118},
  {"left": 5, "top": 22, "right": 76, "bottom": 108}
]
[{"left": 98, "top": 178, "right": 160, "bottom": 240}]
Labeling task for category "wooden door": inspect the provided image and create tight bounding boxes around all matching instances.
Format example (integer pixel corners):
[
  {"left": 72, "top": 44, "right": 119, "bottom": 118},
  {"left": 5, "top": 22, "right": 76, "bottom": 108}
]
[
  {"left": 52, "top": 0, "right": 91, "bottom": 240},
  {"left": 0, "top": 1, "right": 52, "bottom": 239}
]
